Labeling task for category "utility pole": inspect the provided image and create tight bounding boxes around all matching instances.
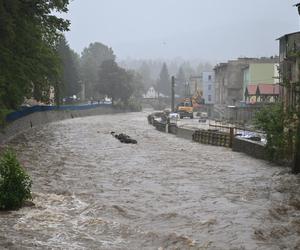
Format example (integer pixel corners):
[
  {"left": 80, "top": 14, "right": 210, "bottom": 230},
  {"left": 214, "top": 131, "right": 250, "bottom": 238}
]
[{"left": 171, "top": 76, "right": 175, "bottom": 112}]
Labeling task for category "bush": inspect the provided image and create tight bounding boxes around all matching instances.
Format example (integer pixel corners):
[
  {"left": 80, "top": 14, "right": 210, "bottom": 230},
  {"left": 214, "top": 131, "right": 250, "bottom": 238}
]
[
  {"left": 253, "top": 103, "right": 285, "bottom": 161},
  {"left": 0, "top": 149, "right": 32, "bottom": 210}
]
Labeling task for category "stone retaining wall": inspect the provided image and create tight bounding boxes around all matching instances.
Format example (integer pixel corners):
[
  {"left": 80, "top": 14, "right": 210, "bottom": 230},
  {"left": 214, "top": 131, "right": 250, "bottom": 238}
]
[{"left": 0, "top": 106, "right": 117, "bottom": 144}]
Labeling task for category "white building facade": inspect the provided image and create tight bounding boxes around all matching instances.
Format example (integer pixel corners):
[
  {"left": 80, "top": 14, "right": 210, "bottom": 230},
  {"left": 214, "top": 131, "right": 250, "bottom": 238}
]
[{"left": 202, "top": 71, "right": 215, "bottom": 104}]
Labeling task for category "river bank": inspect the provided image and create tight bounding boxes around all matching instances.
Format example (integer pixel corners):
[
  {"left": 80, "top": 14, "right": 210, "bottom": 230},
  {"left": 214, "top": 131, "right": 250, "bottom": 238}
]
[
  {"left": 1, "top": 111, "right": 299, "bottom": 249},
  {"left": 0, "top": 105, "right": 121, "bottom": 144},
  {"left": 148, "top": 112, "right": 268, "bottom": 162}
]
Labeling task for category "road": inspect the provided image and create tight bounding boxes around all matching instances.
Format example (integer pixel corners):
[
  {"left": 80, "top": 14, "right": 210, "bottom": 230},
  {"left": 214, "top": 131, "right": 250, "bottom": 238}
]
[{"left": 1, "top": 111, "right": 299, "bottom": 249}]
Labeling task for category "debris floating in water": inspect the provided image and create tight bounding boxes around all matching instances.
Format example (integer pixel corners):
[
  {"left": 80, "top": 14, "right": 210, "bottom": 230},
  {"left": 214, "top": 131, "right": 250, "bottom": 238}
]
[{"left": 111, "top": 131, "right": 137, "bottom": 144}]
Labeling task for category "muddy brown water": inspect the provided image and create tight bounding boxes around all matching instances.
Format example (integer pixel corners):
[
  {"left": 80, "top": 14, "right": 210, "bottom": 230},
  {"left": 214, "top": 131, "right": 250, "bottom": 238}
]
[{"left": 1, "top": 111, "right": 299, "bottom": 249}]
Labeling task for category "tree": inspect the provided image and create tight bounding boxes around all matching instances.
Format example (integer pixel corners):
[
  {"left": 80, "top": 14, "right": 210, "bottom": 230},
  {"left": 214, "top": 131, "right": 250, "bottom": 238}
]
[
  {"left": 57, "top": 36, "right": 81, "bottom": 98},
  {"left": 97, "top": 60, "right": 133, "bottom": 105},
  {"left": 157, "top": 63, "right": 170, "bottom": 96},
  {"left": 180, "top": 61, "right": 196, "bottom": 79},
  {"left": 176, "top": 66, "right": 186, "bottom": 97},
  {"left": 80, "top": 42, "right": 115, "bottom": 99},
  {"left": 128, "top": 71, "right": 146, "bottom": 99},
  {"left": 137, "top": 62, "right": 154, "bottom": 89},
  {"left": 0, "top": 0, "right": 70, "bottom": 110}
]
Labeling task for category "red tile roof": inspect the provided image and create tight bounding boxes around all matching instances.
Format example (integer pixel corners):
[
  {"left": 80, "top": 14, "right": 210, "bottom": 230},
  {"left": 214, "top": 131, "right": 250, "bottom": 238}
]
[
  {"left": 257, "top": 84, "right": 280, "bottom": 95},
  {"left": 245, "top": 84, "right": 281, "bottom": 96},
  {"left": 246, "top": 84, "right": 257, "bottom": 95}
]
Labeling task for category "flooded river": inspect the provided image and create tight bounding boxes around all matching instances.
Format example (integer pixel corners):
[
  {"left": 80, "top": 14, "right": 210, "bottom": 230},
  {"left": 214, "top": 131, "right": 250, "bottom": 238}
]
[{"left": 1, "top": 111, "right": 300, "bottom": 249}]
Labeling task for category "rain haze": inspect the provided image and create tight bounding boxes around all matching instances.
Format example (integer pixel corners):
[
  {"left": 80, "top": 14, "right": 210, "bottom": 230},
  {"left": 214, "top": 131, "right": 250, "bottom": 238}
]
[
  {"left": 2, "top": 1, "right": 300, "bottom": 249},
  {"left": 63, "top": 0, "right": 300, "bottom": 61}
]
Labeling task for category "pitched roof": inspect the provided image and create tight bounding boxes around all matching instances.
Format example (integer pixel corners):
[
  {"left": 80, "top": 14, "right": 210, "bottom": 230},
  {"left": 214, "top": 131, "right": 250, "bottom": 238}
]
[
  {"left": 257, "top": 84, "right": 280, "bottom": 95},
  {"left": 245, "top": 84, "right": 257, "bottom": 96},
  {"left": 277, "top": 31, "right": 300, "bottom": 40}
]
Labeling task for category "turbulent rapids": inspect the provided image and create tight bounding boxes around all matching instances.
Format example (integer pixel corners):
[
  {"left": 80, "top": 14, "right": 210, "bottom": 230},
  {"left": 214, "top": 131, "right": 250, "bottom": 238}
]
[{"left": 1, "top": 111, "right": 299, "bottom": 249}]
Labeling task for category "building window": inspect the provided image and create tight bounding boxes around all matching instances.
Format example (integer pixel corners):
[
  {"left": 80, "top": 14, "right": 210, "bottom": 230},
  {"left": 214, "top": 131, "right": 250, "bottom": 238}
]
[
  {"left": 208, "top": 75, "right": 212, "bottom": 80},
  {"left": 208, "top": 85, "right": 211, "bottom": 91},
  {"left": 208, "top": 95, "right": 211, "bottom": 102}
]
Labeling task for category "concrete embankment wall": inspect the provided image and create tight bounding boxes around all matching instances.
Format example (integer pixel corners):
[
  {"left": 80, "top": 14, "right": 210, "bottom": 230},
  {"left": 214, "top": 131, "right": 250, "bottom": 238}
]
[
  {"left": 176, "top": 127, "right": 194, "bottom": 140},
  {"left": 232, "top": 137, "right": 267, "bottom": 160},
  {"left": 148, "top": 114, "right": 268, "bottom": 161},
  {"left": 0, "top": 106, "right": 117, "bottom": 144}
]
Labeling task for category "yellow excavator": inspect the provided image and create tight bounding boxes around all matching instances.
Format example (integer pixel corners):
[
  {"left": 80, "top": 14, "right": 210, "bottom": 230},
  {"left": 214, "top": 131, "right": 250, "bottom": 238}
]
[
  {"left": 176, "top": 98, "right": 194, "bottom": 119},
  {"left": 175, "top": 90, "right": 204, "bottom": 119},
  {"left": 192, "top": 89, "right": 204, "bottom": 108}
]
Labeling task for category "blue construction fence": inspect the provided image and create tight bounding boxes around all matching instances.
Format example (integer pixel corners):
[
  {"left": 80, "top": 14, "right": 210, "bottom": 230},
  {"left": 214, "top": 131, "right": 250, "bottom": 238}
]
[{"left": 6, "top": 103, "right": 112, "bottom": 122}]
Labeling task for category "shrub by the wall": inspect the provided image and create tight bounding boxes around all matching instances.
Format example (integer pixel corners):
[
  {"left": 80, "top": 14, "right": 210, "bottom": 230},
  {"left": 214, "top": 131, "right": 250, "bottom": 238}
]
[
  {"left": 253, "top": 103, "right": 285, "bottom": 161},
  {"left": 0, "top": 149, "right": 32, "bottom": 210}
]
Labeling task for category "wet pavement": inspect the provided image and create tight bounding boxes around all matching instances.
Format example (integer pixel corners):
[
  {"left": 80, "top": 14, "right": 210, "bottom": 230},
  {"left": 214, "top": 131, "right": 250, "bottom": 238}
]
[{"left": 1, "top": 111, "right": 300, "bottom": 249}]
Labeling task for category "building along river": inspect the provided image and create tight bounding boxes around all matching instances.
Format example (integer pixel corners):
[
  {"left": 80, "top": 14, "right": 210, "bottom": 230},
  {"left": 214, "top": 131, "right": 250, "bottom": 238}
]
[{"left": 1, "top": 111, "right": 299, "bottom": 249}]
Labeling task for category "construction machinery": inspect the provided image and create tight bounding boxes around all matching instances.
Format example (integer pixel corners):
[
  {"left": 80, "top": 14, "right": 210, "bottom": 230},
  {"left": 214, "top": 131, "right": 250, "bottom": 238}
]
[
  {"left": 191, "top": 89, "right": 205, "bottom": 108},
  {"left": 176, "top": 98, "right": 194, "bottom": 119},
  {"left": 175, "top": 89, "right": 205, "bottom": 119}
]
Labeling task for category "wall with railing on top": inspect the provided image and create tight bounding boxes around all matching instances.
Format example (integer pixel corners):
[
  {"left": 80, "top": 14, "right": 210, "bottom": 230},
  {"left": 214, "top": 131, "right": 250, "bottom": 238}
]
[
  {"left": 148, "top": 112, "right": 268, "bottom": 160},
  {"left": 1, "top": 104, "right": 115, "bottom": 144},
  {"left": 6, "top": 104, "right": 112, "bottom": 122}
]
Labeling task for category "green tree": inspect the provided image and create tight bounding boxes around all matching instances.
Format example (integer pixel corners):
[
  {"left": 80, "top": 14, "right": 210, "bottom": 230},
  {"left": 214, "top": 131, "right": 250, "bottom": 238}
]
[
  {"left": 157, "top": 63, "right": 170, "bottom": 96},
  {"left": 254, "top": 103, "right": 285, "bottom": 161},
  {"left": 137, "top": 62, "right": 154, "bottom": 89},
  {"left": 176, "top": 66, "right": 186, "bottom": 97},
  {"left": 80, "top": 42, "right": 115, "bottom": 99},
  {"left": 57, "top": 36, "right": 81, "bottom": 98},
  {"left": 97, "top": 60, "right": 133, "bottom": 105},
  {"left": 0, "top": 0, "right": 70, "bottom": 111},
  {"left": 0, "top": 149, "right": 32, "bottom": 210},
  {"left": 129, "top": 71, "right": 146, "bottom": 99}
]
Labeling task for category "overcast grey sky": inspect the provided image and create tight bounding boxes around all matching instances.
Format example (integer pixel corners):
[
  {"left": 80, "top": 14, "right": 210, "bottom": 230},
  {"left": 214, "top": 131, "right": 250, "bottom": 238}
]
[{"left": 62, "top": 0, "right": 300, "bottom": 61}]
